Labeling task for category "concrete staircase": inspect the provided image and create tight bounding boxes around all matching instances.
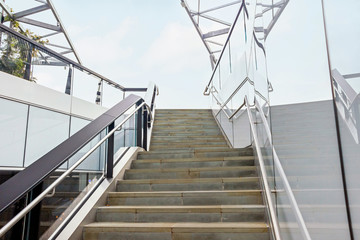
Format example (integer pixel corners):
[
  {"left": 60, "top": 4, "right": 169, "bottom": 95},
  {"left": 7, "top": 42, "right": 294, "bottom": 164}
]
[{"left": 83, "top": 109, "right": 269, "bottom": 240}]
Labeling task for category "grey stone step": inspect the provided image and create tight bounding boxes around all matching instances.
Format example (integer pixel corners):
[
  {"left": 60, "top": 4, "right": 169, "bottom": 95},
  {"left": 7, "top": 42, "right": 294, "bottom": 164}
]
[
  {"left": 116, "top": 177, "right": 260, "bottom": 192},
  {"left": 83, "top": 222, "right": 269, "bottom": 240},
  {"left": 131, "top": 156, "right": 254, "bottom": 169},
  {"left": 150, "top": 142, "right": 228, "bottom": 149},
  {"left": 137, "top": 148, "right": 253, "bottom": 159},
  {"left": 95, "top": 205, "right": 265, "bottom": 223},
  {"left": 154, "top": 121, "right": 218, "bottom": 126},
  {"left": 156, "top": 109, "right": 211, "bottom": 113},
  {"left": 124, "top": 166, "right": 257, "bottom": 180},
  {"left": 151, "top": 139, "right": 226, "bottom": 145},
  {"left": 151, "top": 135, "right": 225, "bottom": 142},
  {"left": 149, "top": 145, "right": 229, "bottom": 151},
  {"left": 154, "top": 119, "right": 217, "bottom": 124},
  {"left": 151, "top": 131, "right": 222, "bottom": 137},
  {"left": 108, "top": 190, "right": 263, "bottom": 206},
  {"left": 153, "top": 124, "right": 218, "bottom": 130}
]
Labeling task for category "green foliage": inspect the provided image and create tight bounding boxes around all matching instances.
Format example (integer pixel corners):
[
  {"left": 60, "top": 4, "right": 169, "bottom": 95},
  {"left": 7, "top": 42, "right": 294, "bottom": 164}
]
[{"left": 0, "top": 17, "right": 48, "bottom": 82}]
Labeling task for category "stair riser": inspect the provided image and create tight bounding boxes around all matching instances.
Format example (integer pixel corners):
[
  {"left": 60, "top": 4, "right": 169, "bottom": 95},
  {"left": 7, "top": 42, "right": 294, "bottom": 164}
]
[
  {"left": 153, "top": 124, "right": 218, "bottom": 129},
  {"left": 153, "top": 122, "right": 218, "bottom": 127},
  {"left": 117, "top": 181, "right": 260, "bottom": 192},
  {"left": 96, "top": 211, "right": 265, "bottom": 223},
  {"left": 151, "top": 136, "right": 225, "bottom": 142},
  {"left": 83, "top": 231, "right": 269, "bottom": 240},
  {"left": 149, "top": 146, "right": 228, "bottom": 151},
  {"left": 108, "top": 194, "right": 262, "bottom": 206},
  {"left": 131, "top": 160, "right": 254, "bottom": 169},
  {"left": 137, "top": 151, "right": 252, "bottom": 159},
  {"left": 154, "top": 119, "right": 217, "bottom": 124},
  {"left": 124, "top": 170, "right": 256, "bottom": 180},
  {"left": 151, "top": 132, "right": 222, "bottom": 137},
  {"left": 150, "top": 141, "right": 227, "bottom": 146}
]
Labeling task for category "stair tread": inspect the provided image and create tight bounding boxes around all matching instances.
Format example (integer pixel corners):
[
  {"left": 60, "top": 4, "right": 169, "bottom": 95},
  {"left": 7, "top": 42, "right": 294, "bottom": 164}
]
[
  {"left": 117, "top": 177, "right": 259, "bottom": 184},
  {"left": 109, "top": 190, "right": 262, "bottom": 197},
  {"left": 133, "top": 156, "right": 254, "bottom": 163},
  {"left": 84, "top": 222, "right": 268, "bottom": 232},
  {"left": 126, "top": 166, "right": 255, "bottom": 173},
  {"left": 138, "top": 148, "right": 250, "bottom": 154},
  {"left": 97, "top": 205, "right": 265, "bottom": 212}
]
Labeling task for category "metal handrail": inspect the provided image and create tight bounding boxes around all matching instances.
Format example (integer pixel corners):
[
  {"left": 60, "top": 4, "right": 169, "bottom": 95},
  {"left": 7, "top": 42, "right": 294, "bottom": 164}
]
[
  {"left": 203, "top": 0, "right": 246, "bottom": 94},
  {"left": 0, "top": 102, "right": 148, "bottom": 238},
  {"left": 244, "top": 96, "right": 281, "bottom": 240},
  {"left": 248, "top": 97, "right": 312, "bottom": 240}
]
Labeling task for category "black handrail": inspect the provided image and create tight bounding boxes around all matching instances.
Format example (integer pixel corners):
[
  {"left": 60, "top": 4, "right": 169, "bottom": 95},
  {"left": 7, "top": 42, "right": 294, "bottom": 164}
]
[{"left": 0, "top": 94, "right": 143, "bottom": 213}]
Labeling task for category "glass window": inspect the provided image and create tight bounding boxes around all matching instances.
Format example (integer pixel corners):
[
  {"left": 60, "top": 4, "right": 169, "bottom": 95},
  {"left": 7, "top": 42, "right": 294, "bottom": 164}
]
[
  {"left": 0, "top": 98, "right": 28, "bottom": 167},
  {"left": 24, "top": 106, "right": 70, "bottom": 166}
]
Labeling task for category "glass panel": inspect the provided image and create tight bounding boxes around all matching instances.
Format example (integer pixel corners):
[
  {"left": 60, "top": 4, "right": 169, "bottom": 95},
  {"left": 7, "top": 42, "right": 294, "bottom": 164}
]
[
  {"left": 102, "top": 82, "right": 124, "bottom": 108},
  {"left": 24, "top": 106, "right": 70, "bottom": 167},
  {"left": 0, "top": 31, "right": 32, "bottom": 81},
  {"left": 39, "top": 145, "right": 105, "bottom": 239},
  {"left": 323, "top": 0, "right": 360, "bottom": 238},
  {"left": 72, "top": 68, "right": 100, "bottom": 103},
  {"left": 31, "top": 61, "right": 70, "bottom": 93},
  {"left": 68, "top": 131, "right": 105, "bottom": 171},
  {"left": 64, "top": 117, "right": 91, "bottom": 169},
  {"left": 0, "top": 98, "right": 28, "bottom": 167},
  {"left": 0, "top": 195, "right": 28, "bottom": 240}
]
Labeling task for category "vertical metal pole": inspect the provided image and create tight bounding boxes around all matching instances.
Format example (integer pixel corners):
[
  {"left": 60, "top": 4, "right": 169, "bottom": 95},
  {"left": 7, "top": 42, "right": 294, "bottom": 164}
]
[
  {"left": 106, "top": 122, "right": 114, "bottom": 178},
  {"left": 136, "top": 103, "right": 143, "bottom": 147},
  {"left": 142, "top": 108, "right": 148, "bottom": 150},
  {"left": 24, "top": 44, "right": 32, "bottom": 81},
  {"left": 65, "top": 64, "right": 73, "bottom": 95},
  {"left": 24, "top": 182, "right": 43, "bottom": 240},
  {"left": 95, "top": 79, "right": 103, "bottom": 105},
  {"left": 321, "top": 1, "right": 354, "bottom": 239}
]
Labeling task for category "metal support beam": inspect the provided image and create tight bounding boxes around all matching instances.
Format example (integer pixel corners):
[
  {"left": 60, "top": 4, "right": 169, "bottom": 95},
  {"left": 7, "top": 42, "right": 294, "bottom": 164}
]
[
  {"left": 198, "top": 0, "right": 241, "bottom": 15},
  {"left": 45, "top": 0, "right": 82, "bottom": 64},
  {"left": 202, "top": 28, "right": 230, "bottom": 39},
  {"left": 0, "top": 0, "right": 82, "bottom": 65},
  {"left": 13, "top": 5, "right": 49, "bottom": 19},
  {"left": 16, "top": 17, "right": 61, "bottom": 31}
]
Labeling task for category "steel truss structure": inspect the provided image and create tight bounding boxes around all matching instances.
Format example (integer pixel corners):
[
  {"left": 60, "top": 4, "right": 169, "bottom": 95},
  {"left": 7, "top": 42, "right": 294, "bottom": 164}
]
[
  {"left": 0, "top": 0, "right": 81, "bottom": 66},
  {"left": 181, "top": 0, "right": 289, "bottom": 69}
]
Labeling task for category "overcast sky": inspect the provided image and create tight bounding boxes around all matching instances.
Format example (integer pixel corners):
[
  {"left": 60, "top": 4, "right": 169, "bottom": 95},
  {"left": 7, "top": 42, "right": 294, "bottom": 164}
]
[{"left": 9, "top": 0, "right": 354, "bottom": 108}]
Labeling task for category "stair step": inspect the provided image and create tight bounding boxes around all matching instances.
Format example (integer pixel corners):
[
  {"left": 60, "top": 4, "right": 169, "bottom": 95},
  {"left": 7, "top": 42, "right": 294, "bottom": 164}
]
[
  {"left": 151, "top": 135, "right": 225, "bottom": 142},
  {"left": 131, "top": 157, "right": 254, "bottom": 169},
  {"left": 137, "top": 148, "right": 253, "bottom": 159},
  {"left": 124, "top": 166, "right": 256, "bottom": 180},
  {"left": 153, "top": 124, "right": 218, "bottom": 129},
  {"left": 154, "top": 122, "right": 218, "bottom": 126},
  {"left": 117, "top": 177, "right": 260, "bottom": 192},
  {"left": 151, "top": 140, "right": 227, "bottom": 146},
  {"left": 150, "top": 145, "right": 229, "bottom": 151},
  {"left": 83, "top": 222, "right": 269, "bottom": 240},
  {"left": 96, "top": 205, "right": 265, "bottom": 223},
  {"left": 151, "top": 131, "right": 222, "bottom": 137}
]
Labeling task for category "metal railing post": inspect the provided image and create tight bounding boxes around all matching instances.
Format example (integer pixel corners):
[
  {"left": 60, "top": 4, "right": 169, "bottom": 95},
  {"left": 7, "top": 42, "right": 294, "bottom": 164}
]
[
  {"left": 106, "top": 122, "right": 114, "bottom": 178},
  {"left": 25, "top": 182, "right": 43, "bottom": 240},
  {"left": 142, "top": 107, "right": 148, "bottom": 150},
  {"left": 136, "top": 102, "right": 143, "bottom": 147}
]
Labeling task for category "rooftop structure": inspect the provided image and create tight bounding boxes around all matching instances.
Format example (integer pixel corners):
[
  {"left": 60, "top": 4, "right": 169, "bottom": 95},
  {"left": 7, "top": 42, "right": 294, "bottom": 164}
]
[{"left": 0, "top": 1, "right": 359, "bottom": 240}]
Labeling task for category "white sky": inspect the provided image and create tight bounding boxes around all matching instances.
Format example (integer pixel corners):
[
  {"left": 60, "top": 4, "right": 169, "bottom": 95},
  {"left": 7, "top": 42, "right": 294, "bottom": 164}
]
[{"left": 8, "top": 0, "right": 356, "bottom": 108}]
